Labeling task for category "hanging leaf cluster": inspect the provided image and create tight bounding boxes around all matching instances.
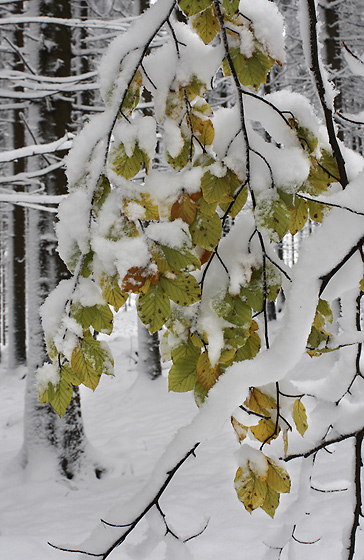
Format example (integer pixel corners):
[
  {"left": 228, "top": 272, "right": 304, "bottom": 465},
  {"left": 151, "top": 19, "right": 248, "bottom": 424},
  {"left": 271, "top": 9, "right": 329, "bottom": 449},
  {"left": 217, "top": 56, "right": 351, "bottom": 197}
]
[{"left": 40, "top": 0, "right": 345, "bottom": 518}]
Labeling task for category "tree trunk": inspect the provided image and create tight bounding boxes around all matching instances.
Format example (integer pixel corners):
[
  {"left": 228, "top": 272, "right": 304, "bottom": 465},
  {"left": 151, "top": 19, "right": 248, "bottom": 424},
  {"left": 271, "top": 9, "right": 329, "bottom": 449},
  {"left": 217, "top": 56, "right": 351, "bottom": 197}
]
[{"left": 19, "top": 0, "right": 100, "bottom": 479}]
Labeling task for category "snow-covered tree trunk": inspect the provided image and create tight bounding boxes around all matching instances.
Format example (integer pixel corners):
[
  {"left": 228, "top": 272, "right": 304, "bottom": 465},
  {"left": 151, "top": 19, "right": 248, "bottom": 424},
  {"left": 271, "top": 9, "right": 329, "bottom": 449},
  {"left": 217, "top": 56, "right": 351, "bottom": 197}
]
[
  {"left": 20, "top": 0, "right": 97, "bottom": 479},
  {"left": 137, "top": 319, "right": 162, "bottom": 379},
  {"left": 6, "top": 0, "right": 27, "bottom": 368}
]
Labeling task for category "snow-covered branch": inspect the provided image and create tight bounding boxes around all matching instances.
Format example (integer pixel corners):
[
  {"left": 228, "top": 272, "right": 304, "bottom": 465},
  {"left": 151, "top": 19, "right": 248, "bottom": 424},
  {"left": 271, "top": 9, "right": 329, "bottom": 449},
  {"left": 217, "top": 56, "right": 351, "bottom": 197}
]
[{"left": 0, "top": 133, "right": 73, "bottom": 163}]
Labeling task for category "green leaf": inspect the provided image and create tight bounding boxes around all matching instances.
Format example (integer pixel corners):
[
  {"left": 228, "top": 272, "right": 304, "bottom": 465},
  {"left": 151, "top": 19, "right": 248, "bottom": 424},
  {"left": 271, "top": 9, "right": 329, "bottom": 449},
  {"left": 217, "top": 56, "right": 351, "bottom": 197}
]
[
  {"left": 307, "top": 199, "right": 329, "bottom": 223},
  {"left": 111, "top": 142, "right": 148, "bottom": 179},
  {"left": 178, "top": 0, "right": 211, "bottom": 17},
  {"left": 172, "top": 339, "right": 201, "bottom": 362},
  {"left": 167, "top": 137, "right": 192, "bottom": 170},
  {"left": 190, "top": 211, "right": 222, "bottom": 251},
  {"left": 169, "top": 349, "right": 200, "bottom": 392},
  {"left": 159, "top": 273, "right": 201, "bottom": 306},
  {"left": 305, "top": 150, "right": 340, "bottom": 195},
  {"left": 225, "top": 297, "right": 252, "bottom": 327},
  {"left": 267, "top": 459, "right": 291, "bottom": 493},
  {"left": 317, "top": 298, "right": 333, "bottom": 322},
  {"left": 222, "top": 0, "right": 239, "bottom": 15},
  {"left": 71, "top": 337, "right": 114, "bottom": 391},
  {"left": 72, "top": 303, "right": 113, "bottom": 335},
  {"left": 255, "top": 195, "right": 291, "bottom": 242},
  {"left": 195, "top": 194, "right": 218, "bottom": 216},
  {"left": 235, "top": 327, "right": 261, "bottom": 361},
  {"left": 39, "top": 375, "right": 73, "bottom": 418},
  {"left": 223, "top": 46, "right": 275, "bottom": 90},
  {"left": 80, "top": 250, "right": 94, "bottom": 278},
  {"left": 220, "top": 185, "right": 248, "bottom": 218},
  {"left": 292, "top": 399, "right": 308, "bottom": 436},
  {"left": 201, "top": 171, "right": 234, "bottom": 204},
  {"left": 137, "top": 284, "right": 171, "bottom": 333},
  {"left": 160, "top": 244, "right": 201, "bottom": 272},
  {"left": 261, "top": 486, "right": 280, "bottom": 518},
  {"left": 289, "top": 197, "right": 308, "bottom": 235},
  {"left": 194, "top": 380, "right": 208, "bottom": 406},
  {"left": 100, "top": 274, "right": 129, "bottom": 312},
  {"left": 93, "top": 175, "right": 111, "bottom": 214}
]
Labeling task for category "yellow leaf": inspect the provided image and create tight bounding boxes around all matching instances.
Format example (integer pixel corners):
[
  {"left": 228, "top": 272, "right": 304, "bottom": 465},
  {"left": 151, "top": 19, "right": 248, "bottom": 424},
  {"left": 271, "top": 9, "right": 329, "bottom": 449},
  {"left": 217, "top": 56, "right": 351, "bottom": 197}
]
[
  {"left": 198, "top": 119, "right": 215, "bottom": 146},
  {"left": 251, "top": 418, "right": 279, "bottom": 444},
  {"left": 289, "top": 197, "right": 308, "bottom": 235},
  {"left": 197, "top": 351, "right": 221, "bottom": 390},
  {"left": 234, "top": 464, "right": 268, "bottom": 513},
  {"left": 261, "top": 486, "right": 280, "bottom": 518},
  {"left": 292, "top": 399, "right": 308, "bottom": 436},
  {"left": 231, "top": 416, "right": 248, "bottom": 443},
  {"left": 191, "top": 6, "right": 219, "bottom": 44},
  {"left": 252, "top": 388, "right": 277, "bottom": 410},
  {"left": 267, "top": 459, "right": 291, "bottom": 493}
]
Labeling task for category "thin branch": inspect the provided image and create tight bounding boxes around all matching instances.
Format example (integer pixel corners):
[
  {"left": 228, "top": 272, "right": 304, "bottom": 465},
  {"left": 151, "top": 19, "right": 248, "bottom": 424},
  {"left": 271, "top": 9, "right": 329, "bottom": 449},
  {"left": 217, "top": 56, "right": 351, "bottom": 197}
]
[
  {"left": 93, "top": 443, "right": 199, "bottom": 559},
  {"left": 183, "top": 519, "right": 209, "bottom": 542},
  {"left": 292, "top": 524, "right": 321, "bottom": 545},
  {"left": 319, "top": 236, "right": 364, "bottom": 297},
  {"left": 297, "top": 194, "right": 364, "bottom": 217},
  {"left": 305, "top": 0, "right": 348, "bottom": 188},
  {"left": 347, "top": 429, "right": 364, "bottom": 560},
  {"left": 284, "top": 430, "right": 358, "bottom": 462},
  {"left": 48, "top": 543, "right": 103, "bottom": 557}
]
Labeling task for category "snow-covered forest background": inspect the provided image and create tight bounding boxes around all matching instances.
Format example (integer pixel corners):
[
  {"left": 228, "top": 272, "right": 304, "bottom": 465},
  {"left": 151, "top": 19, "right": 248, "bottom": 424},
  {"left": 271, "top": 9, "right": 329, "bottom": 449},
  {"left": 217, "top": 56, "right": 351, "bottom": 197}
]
[{"left": 2, "top": 0, "right": 364, "bottom": 559}]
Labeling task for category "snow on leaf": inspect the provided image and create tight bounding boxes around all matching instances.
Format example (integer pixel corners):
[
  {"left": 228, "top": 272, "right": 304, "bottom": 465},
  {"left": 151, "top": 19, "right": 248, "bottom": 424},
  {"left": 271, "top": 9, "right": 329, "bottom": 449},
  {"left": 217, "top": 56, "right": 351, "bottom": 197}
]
[
  {"left": 39, "top": 375, "right": 73, "bottom": 419},
  {"left": 234, "top": 464, "right": 268, "bottom": 513},
  {"left": 292, "top": 399, "right": 308, "bottom": 437},
  {"left": 71, "top": 302, "right": 113, "bottom": 335},
  {"left": 167, "top": 137, "right": 191, "bottom": 170},
  {"left": 71, "top": 336, "right": 114, "bottom": 391},
  {"left": 223, "top": 46, "right": 275, "bottom": 90},
  {"left": 231, "top": 416, "right": 248, "bottom": 443},
  {"left": 110, "top": 143, "right": 147, "bottom": 179},
  {"left": 161, "top": 244, "right": 201, "bottom": 272},
  {"left": 100, "top": 274, "right": 129, "bottom": 312}
]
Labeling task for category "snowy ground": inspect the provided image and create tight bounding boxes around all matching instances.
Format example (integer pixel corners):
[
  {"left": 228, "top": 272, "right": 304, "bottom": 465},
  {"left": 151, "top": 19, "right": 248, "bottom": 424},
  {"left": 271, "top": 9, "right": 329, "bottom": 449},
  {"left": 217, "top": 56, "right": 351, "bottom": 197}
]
[{"left": 0, "top": 305, "right": 358, "bottom": 560}]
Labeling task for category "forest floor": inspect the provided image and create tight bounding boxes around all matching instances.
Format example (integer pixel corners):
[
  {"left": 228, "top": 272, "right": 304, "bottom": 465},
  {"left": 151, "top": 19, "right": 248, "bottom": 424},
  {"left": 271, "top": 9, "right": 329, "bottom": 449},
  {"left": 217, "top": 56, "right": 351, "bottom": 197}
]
[{"left": 0, "top": 303, "right": 357, "bottom": 560}]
